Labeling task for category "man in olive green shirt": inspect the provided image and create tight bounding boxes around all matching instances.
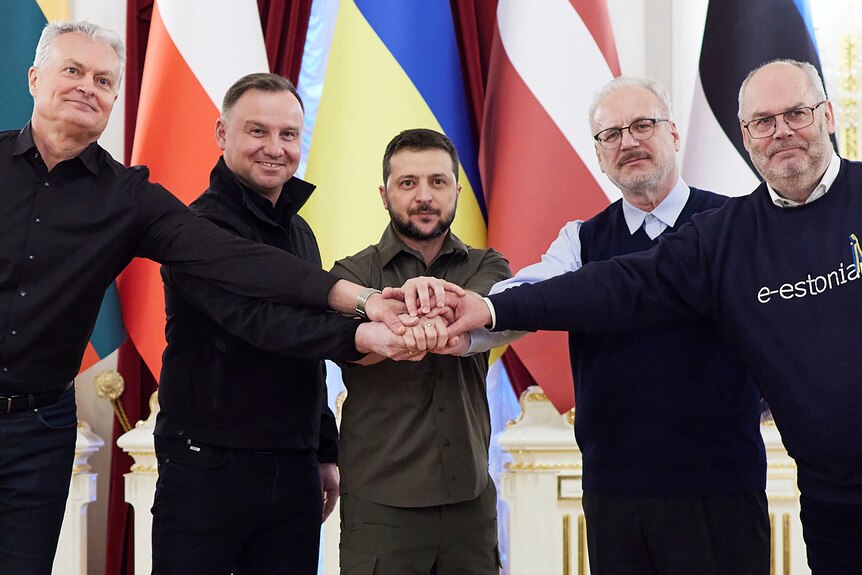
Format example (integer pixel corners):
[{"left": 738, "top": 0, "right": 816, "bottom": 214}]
[{"left": 331, "top": 128, "right": 511, "bottom": 575}]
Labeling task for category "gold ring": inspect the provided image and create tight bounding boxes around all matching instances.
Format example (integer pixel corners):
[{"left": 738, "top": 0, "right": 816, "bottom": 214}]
[{"left": 424, "top": 323, "right": 434, "bottom": 329}]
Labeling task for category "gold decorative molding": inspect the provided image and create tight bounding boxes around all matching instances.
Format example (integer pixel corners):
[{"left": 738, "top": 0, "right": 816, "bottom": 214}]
[
  {"left": 783, "top": 513, "right": 791, "bottom": 575},
  {"left": 577, "top": 515, "right": 586, "bottom": 575},
  {"left": 562, "top": 514, "right": 571, "bottom": 575},
  {"left": 523, "top": 390, "right": 548, "bottom": 403},
  {"left": 841, "top": 33, "right": 859, "bottom": 160},
  {"left": 505, "top": 461, "right": 582, "bottom": 471},
  {"left": 770, "top": 513, "right": 775, "bottom": 575},
  {"left": 507, "top": 388, "right": 549, "bottom": 428}
]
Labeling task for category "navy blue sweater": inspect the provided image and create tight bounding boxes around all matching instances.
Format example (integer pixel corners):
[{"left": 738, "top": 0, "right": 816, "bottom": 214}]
[
  {"left": 573, "top": 188, "right": 765, "bottom": 496},
  {"left": 492, "top": 160, "right": 862, "bottom": 504}
]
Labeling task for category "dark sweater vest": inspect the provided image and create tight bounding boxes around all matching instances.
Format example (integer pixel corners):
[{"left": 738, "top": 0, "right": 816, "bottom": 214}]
[
  {"left": 491, "top": 162, "right": 862, "bottom": 503},
  {"left": 572, "top": 187, "right": 766, "bottom": 496}
]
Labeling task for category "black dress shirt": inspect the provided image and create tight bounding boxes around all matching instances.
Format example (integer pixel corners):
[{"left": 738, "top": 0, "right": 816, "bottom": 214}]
[
  {"left": 156, "top": 158, "right": 363, "bottom": 454},
  {"left": 0, "top": 126, "right": 337, "bottom": 393}
]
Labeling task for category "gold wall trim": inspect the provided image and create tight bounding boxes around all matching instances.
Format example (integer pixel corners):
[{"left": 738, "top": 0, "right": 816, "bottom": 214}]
[
  {"left": 562, "top": 514, "right": 571, "bottom": 575},
  {"left": 783, "top": 513, "right": 791, "bottom": 575},
  {"left": 578, "top": 514, "right": 586, "bottom": 575},
  {"left": 506, "top": 461, "right": 582, "bottom": 471},
  {"left": 769, "top": 513, "right": 775, "bottom": 575}
]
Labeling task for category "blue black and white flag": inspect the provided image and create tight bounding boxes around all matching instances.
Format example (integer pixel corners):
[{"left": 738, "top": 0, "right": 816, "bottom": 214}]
[{"left": 683, "top": 0, "right": 825, "bottom": 196}]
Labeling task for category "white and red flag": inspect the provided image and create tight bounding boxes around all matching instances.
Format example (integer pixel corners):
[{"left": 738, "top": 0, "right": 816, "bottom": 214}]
[
  {"left": 118, "top": 0, "right": 269, "bottom": 378},
  {"left": 481, "top": 0, "right": 621, "bottom": 412}
]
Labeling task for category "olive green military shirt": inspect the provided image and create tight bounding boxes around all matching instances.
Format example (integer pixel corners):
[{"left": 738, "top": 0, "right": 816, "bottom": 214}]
[{"left": 331, "top": 225, "right": 511, "bottom": 508}]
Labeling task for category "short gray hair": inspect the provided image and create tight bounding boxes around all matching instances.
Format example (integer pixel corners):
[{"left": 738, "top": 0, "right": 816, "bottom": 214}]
[
  {"left": 737, "top": 59, "right": 827, "bottom": 118},
  {"left": 33, "top": 21, "right": 126, "bottom": 85},
  {"left": 589, "top": 76, "right": 673, "bottom": 130}
]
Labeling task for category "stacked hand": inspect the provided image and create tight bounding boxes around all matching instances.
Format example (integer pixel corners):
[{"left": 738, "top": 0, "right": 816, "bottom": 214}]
[{"left": 355, "top": 277, "right": 483, "bottom": 361}]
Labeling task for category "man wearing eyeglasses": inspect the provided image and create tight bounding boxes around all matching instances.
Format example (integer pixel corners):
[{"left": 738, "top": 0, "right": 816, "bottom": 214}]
[
  {"left": 460, "top": 76, "right": 768, "bottom": 575},
  {"left": 449, "top": 59, "right": 862, "bottom": 574}
]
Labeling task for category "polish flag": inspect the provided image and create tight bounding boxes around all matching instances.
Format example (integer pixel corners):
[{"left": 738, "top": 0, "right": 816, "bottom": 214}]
[
  {"left": 481, "top": 0, "right": 620, "bottom": 412},
  {"left": 117, "top": 0, "right": 269, "bottom": 377}
]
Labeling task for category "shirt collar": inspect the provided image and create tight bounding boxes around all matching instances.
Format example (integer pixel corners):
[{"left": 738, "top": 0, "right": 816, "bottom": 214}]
[
  {"left": 376, "top": 223, "right": 468, "bottom": 268},
  {"left": 12, "top": 123, "right": 101, "bottom": 175},
  {"left": 210, "top": 156, "right": 315, "bottom": 225},
  {"left": 621, "top": 177, "right": 690, "bottom": 235},
  {"left": 767, "top": 151, "right": 841, "bottom": 208}
]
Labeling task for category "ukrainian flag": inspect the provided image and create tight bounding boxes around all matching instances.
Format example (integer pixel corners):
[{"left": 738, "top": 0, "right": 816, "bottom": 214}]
[
  {"left": 303, "top": 0, "right": 487, "bottom": 268},
  {"left": 0, "top": 1, "right": 127, "bottom": 370}
]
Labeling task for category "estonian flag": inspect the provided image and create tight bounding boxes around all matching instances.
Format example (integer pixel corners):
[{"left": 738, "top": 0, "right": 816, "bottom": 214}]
[{"left": 683, "top": 0, "right": 825, "bottom": 197}]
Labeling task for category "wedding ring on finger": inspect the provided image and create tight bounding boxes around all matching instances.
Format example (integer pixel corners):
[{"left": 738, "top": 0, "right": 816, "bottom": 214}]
[{"left": 423, "top": 322, "right": 434, "bottom": 329}]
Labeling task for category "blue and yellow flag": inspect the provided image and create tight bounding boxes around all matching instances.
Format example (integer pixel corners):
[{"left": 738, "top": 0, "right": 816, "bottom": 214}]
[
  {"left": 303, "top": 0, "right": 486, "bottom": 268},
  {"left": 0, "top": 1, "right": 127, "bottom": 370}
]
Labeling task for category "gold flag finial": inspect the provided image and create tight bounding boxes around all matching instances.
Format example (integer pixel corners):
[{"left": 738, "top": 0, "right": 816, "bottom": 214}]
[{"left": 94, "top": 369, "right": 132, "bottom": 432}]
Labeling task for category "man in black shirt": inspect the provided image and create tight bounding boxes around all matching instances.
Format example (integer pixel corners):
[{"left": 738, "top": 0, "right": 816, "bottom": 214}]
[
  {"left": 0, "top": 21, "right": 428, "bottom": 574},
  {"left": 151, "top": 73, "right": 395, "bottom": 575}
]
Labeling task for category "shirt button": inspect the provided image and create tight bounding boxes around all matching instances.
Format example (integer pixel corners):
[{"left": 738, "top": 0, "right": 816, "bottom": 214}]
[
  {"left": 438, "top": 404, "right": 446, "bottom": 412},
  {"left": 27, "top": 255, "right": 34, "bottom": 261},
  {"left": 19, "top": 291, "right": 26, "bottom": 297},
  {"left": 1, "top": 367, "right": 7, "bottom": 373},
  {"left": 43, "top": 181, "right": 50, "bottom": 187},
  {"left": 10, "top": 330, "right": 17, "bottom": 336},
  {"left": 442, "top": 439, "right": 450, "bottom": 447},
  {"left": 34, "top": 218, "right": 41, "bottom": 224}
]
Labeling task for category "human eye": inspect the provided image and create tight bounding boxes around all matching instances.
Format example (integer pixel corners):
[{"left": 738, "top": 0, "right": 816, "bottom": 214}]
[
  {"left": 249, "top": 127, "right": 264, "bottom": 136},
  {"left": 632, "top": 120, "right": 655, "bottom": 133},
  {"left": 97, "top": 77, "right": 113, "bottom": 88},
  {"left": 599, "top": 129, "right": 621, "bottom": 144},
  {"left": 281, "top": 131, "right": 297, "bottom": 141},
  {"left": 64, "top": 66, "right": 79, "bottom": 75},
  {"left": 753, "top": 116, "right": 775, "bottom": 130},
  {"left": 787, "top": 108, "right": 809, "bottom": 120},
  {"left": 399, "top": 178, "right": 414, "bottom": 188}
]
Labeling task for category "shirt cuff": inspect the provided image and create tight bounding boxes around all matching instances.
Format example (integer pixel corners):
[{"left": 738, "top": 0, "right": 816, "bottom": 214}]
[{"left": 482, "top": 296, "right": 496, "bottom": 330}]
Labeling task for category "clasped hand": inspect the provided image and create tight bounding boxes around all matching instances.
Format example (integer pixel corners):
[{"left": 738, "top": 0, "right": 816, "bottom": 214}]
[{"left": 355, "top": 277, "right": 471, "bottom": 361}]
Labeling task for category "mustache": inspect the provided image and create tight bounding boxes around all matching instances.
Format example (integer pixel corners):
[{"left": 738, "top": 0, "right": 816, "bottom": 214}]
[
  {"left": 408, "top": 204, "right": 441, "bottom": 216},
  {"left": 768, "top": 140, "right": 808, "bottom": 157},
  {"left": 617, "top": 151, "right": 651, "bottom": 167}
]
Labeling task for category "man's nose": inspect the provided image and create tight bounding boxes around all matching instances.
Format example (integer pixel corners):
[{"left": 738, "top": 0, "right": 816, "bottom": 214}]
[
  {"left": 414, "top": 181, "right": 433, "bottom": 201},
  {"left": 262, "top": 135, "right": 284, "bottom": 156},
  {"left": 773, "top": 115, "right": 795, "bottom": 138},
  {"left": 619, "top": 127, "right": 640, "bottom": 149}
]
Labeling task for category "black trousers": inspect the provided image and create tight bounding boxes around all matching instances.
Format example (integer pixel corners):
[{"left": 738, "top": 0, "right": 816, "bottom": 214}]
[
  {"left": 151, "top": 436, "right": 323, "bottom": 575},
  {"left": 799, "top": 495, "right": 862, "bottom": 575},
  {"left": 0, "top": 388, "right": 76, "bottom": 575},
  {"left": 582, "top": 491, "right": 770, "bottom": 575}
]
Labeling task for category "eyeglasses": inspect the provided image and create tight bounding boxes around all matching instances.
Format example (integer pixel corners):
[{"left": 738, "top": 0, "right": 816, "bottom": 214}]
[
  {"left": 593, "top": 119, "right": 669, "bottom": 150},
  {"left": 742, "top": 101, "right": 826, "bottom": 139}
]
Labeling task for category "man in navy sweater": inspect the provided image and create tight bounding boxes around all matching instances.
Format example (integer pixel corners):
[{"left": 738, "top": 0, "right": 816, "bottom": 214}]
[
  {"left": 450, "top": 60, "right": 861, "bottom": 575},
  {"left": 463, "top": 77, "right": 767, "bottom": 575}
]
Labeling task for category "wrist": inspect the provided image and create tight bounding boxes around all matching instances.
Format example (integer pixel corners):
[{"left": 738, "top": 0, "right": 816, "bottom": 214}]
[
  {"left": 355, "top": 287, "right": 381, "bottom": 320},
  {"left": 482, "top": 296, "right": 496, "bottom": 329}
]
